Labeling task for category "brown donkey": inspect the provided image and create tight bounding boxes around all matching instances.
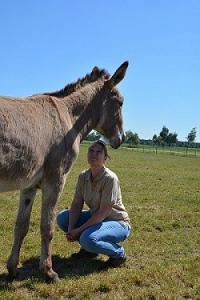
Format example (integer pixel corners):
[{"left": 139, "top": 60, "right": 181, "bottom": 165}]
[{"left": 0, "top": 61, "right": 128, "bottom": 282}]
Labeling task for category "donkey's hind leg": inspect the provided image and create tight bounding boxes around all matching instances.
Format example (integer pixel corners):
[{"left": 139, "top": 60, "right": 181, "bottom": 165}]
[{"left": 7, "top": 187, "right": 37, "bottom": 279}]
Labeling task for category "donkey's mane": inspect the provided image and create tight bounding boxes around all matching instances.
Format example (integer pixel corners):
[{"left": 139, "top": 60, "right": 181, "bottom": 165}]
[{"left": 43, "top": 67, "right": 110, "bottom": 98}]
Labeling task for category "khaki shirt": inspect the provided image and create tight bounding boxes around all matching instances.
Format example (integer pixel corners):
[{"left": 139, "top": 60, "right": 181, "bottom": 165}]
[{"left": 73, "top": 167, "right": 130, "bottom": 224}]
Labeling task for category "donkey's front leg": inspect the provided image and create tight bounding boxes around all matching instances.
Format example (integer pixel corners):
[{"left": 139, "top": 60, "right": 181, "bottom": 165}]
[
  {"left": 7, "top": 188, "right": 37, "bottom": 279},
  {"left": 40, "top": 179, "right": 64, "bottom": 282}
]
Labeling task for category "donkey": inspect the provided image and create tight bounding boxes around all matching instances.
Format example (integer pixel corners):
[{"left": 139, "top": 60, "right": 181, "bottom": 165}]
[{"left": 0, "top": 61, "right": 128, "bottom": 282}]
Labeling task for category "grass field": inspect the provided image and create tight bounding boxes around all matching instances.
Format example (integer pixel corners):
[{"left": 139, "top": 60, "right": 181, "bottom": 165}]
[{"left": 0, "top": 145, "right": 200, "bottom": 299}]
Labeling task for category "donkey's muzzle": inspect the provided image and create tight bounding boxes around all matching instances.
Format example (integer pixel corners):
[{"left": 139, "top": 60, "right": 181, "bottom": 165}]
[{"left": 110, "top": 132, "right": 125, "bottom": 149}]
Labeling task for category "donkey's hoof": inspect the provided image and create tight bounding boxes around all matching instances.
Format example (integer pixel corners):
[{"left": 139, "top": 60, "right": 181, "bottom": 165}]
[
  {"left": 52, "top": 274, "right": 60, "bottom": 283},
  {"left": 45, "top": 271, "right": 60, "bottom": 283},
  {"left": 7, "top": 266, "right": 18, "bottom": 282},
  {"left": 6, "top": 272, "right": 18, "bottom": 282}
]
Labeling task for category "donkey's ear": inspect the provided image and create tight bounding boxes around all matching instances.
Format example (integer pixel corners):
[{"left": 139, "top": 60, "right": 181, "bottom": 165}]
[{"left": 108, "top": 61, "right": 129, "bottom": 87}]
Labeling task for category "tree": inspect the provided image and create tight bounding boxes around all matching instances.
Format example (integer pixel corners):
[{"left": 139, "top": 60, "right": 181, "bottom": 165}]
[
  {"left": 85, "top": 130, "right": 101, "bottom": 141},
  {"left": 187, "top": 127, "right": 197, "bottom": 144},
  {"left": 153, "top": 126, "right": 178, "bottom": 146},
  {"left": 125, "top": 130, "right": 140, "bottom": 146},
  {"left": 125, "top": 130, "right": 134, "bottom": 142},
  {"left": 159, "top": 126, "right": 169, "bottom": 144},
  {"left": 152, "top": 134, "right": 161, "bottom": 145},
  {"left": 166, "top": 132, "right": 178, "bottom": 146}
]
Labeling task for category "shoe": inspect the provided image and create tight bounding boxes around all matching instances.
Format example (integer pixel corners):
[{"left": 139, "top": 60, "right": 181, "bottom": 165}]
[
  {"left": 105, "top": 255, "right": 127, "bottom": 268},
  {"left": 70, "top": 248, "right": 98, "bottom": 259}
]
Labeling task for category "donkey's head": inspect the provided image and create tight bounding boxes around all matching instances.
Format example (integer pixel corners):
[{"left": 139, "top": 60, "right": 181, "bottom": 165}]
[{"left": 95, "top": 61, "right": 128, "bottom": 149}]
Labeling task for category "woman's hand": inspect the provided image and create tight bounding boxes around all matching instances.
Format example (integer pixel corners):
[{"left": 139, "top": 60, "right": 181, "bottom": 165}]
[
  {"left": 66, "top": 204, "right": 113, "bottom": 242},
  {"left": 66, "top": 228, "right": 81, "bottom": 242}
]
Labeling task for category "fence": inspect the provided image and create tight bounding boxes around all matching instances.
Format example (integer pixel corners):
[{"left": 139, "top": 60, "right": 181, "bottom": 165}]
[
  {"left": 120, "top": 144, "right": 200, "bottom": 158},
  {"left": 82, "top": 141, "right": 200, "bottom": 158}
]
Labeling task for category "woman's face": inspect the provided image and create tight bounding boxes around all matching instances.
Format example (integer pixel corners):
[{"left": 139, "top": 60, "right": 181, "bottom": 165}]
[{"left": 87, "top": 143, "right": 106, "bottom": 168}]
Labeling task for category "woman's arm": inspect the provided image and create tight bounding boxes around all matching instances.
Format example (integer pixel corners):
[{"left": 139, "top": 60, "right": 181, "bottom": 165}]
[
  {"left": 68, "top": 199, "right": 84, "bottom": 232},
  {"left": 66, "top": 173, "right": 84, "bottom": 241}
]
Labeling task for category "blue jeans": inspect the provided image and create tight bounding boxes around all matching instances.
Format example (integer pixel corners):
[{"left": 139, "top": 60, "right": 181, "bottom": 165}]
[{"left": 56, "top": 209, "right": 131, "bottom": 258}]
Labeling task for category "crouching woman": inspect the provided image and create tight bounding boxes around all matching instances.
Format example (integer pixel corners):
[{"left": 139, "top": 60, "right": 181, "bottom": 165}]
[{"left": 57, "top": 141, "right": 131, "bottom": 267}]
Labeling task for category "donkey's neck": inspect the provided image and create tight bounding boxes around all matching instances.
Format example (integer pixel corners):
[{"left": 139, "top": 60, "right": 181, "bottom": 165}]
[{"left": 64, "top": 82, "right": 104, "bottom": 141}]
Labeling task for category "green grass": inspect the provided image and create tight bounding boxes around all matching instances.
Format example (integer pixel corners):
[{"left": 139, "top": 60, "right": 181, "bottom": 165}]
[{"left": 0, "top": 145, "right": 200, "bottom": 299}]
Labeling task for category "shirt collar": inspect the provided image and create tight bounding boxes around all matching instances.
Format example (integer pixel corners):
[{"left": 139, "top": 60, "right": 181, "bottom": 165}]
[{"left": 86, "top": 166, "right": 106, "bottom": 182}]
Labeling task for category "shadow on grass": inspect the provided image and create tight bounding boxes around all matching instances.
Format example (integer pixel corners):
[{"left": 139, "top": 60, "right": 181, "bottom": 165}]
[{"left": 0, "top": 255, "right": 107, "bottom": 288}]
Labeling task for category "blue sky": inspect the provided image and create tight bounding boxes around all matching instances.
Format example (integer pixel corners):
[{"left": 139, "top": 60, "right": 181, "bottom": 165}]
[{"left": 0, "top": 1, "right": 200, "bottom": 142}]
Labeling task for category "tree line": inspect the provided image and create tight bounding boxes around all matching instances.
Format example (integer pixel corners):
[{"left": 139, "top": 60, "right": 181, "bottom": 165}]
[
  {"left": 152, "top": 126, "right": 197, "bottom": 146},
  {"left": 85, "top": 127, "right": 198, "bottom": 147}
]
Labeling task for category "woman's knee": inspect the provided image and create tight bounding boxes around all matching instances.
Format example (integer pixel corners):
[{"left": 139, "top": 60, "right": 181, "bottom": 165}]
[
  {"left": 79, "top": 230, "right": 97, "bottom": 251},
  {"left": 56, "top": 209, "right": 69, "bottom": 232}
]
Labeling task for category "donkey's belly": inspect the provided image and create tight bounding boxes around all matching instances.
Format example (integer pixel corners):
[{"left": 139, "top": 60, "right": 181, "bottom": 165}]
[
  {"left": 0, "top": 169, "right": 43, "bottom": 192},
  {"left": 0, "top": 179, "right": 19, "bottom": 192}
]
